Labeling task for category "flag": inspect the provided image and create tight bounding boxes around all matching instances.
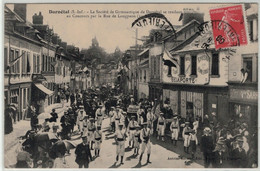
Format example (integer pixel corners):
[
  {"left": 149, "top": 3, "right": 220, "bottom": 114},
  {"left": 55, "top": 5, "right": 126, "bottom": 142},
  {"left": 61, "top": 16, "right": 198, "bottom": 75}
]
[
  {"left": 162, "top": 49, "right": 179, "bottom": 68},
  {"left": 9, "top": 52, "right": 24, "bottom": 67}
]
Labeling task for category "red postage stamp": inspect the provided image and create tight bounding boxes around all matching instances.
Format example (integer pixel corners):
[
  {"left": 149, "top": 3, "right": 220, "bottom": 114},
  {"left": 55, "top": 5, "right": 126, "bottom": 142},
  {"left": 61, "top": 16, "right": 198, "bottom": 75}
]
[{"left": 210, "top": 5, "right": 248, "bottom": 49}]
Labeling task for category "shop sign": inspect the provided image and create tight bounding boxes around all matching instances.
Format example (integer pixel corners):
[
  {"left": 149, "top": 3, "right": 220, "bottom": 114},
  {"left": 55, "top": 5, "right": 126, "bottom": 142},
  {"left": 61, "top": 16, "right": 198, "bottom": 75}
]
[
  {"left": 171, "top": 76, "right": 196, "bottom": 84},
  {"left": 230, "top": 89, "right": 258, "bottom": 102}
]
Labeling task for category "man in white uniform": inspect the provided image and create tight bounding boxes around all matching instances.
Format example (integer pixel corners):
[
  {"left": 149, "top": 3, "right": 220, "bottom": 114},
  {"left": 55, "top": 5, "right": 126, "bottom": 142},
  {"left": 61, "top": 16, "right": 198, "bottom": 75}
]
[
  {"left": 146, "top": 108, "right": 155, "bottom": 135},
  {"left": 95, "top": 105, "right": 104, "bottom": 127},
  {"left": 109, "top": 107, "right": 116, "bottom": 132},
  {"left": 139, "top": 122, "right": 152, "bottom": 164},
  {"left": 94, "top": 125, "right": 102, "bottom": 157},
  {"left": 170, "top": 116, "right": 180, "bottom": 146},
  {"left": 157, "top": 112, "right": 166, "bottom": 141},
  {"left": 127, "top": 116, "right": 138, "bottom": 148},
  {"left": 87, "top": 118, "right": 96, "bottom": 150},
  {"left": 114, "top": 106, "right": 122, "bottom": 131},
  {"left": 114, "top": 123, "right": 126, "bottom": 165}
]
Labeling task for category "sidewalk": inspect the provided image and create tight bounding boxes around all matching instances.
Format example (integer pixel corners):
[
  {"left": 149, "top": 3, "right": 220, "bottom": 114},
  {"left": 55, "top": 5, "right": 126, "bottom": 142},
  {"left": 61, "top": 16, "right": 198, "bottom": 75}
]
[{"left": 4, "top": 102, "right": 70, "bottom": 153}]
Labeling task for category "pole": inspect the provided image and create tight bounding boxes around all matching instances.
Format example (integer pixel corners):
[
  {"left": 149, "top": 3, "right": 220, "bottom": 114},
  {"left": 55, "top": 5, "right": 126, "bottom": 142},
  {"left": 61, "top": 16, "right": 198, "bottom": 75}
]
[{"left": 134, "top": 28, "right": 138, "bottom": 101}]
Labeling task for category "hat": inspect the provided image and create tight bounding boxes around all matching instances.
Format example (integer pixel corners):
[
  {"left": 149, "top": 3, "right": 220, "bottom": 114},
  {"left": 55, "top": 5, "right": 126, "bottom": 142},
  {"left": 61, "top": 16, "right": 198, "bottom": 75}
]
[
  {"left": 99, "top": 104, "right": 103, "bottom": 107},
  {"left": 52, "top": 109, "right": 55, "bottom": 112},
  {"left": 173, "top": 116, "right": 178, "bottom": 120},
  {"left": 203, "top": 127, "right": 211, "bottom": 133},
  {"left": 79, "top": 105, "right": 84, "bottom": 109},
  {"left": 236, "top": 136, "right": 244, "bottom": 142},
  {"left": 131, "top": 115, "right": 136, "bottom": 119},
  {"left": 185, "top": 122, "right": 190, "bottom": 125},
  {"left": 111, "top": 107, "right": 115, "bottom": 109},
  {"left": 52, "top": 123, "right": 59, "bottom": 129},
  {"left": 82, "top": 135, "right": 87, "bottom": 138},
  {"left": 142, "top": 122, "right": 148, "bottom": 125},
  {"left": 160, "top": 112, "right": 164, "bottom": 115},
  {"left": 116, "top": 105, "right": 120, "bottom": 108},
  {"left": 89, "top": 118, "right": 95, "bottom": 121}
]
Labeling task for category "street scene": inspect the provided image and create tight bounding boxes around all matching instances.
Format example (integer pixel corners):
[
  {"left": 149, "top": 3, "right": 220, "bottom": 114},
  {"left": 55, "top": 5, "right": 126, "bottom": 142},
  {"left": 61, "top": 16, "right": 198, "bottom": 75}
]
[{"left": 4, "top": 3, "right": 258, "bottom": 169}]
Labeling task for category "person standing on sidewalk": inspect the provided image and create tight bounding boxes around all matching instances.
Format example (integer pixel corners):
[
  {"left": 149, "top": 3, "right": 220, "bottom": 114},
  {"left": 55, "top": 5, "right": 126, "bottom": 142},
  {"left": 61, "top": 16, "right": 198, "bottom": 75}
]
[
  {"left": 139, "top": 122, "right": 152, "bottom": 164},
  {"left": 200, "top": 127, "right": 214, "bottom": 168},
  {"left": 75, "top": 135, "right": 93, "bottom": 168},
  {"left": 170, "top": 116, "right": 180, "bottom": 146},
  {"left": 114, "top": 123, "right": 126, "bottom": 165}
]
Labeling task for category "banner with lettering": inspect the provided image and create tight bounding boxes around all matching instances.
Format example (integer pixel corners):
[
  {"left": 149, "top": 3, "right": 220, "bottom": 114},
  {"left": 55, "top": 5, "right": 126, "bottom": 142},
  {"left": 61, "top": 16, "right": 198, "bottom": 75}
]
[{"left": 197, "top": 52, "right": 210, "bottom": 84}]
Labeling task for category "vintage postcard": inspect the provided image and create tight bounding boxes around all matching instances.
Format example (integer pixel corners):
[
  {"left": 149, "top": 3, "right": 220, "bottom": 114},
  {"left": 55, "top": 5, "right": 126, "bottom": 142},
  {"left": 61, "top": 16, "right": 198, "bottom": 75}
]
[{"left": 3, "top": 1, "right": 258, "bottom": 169}]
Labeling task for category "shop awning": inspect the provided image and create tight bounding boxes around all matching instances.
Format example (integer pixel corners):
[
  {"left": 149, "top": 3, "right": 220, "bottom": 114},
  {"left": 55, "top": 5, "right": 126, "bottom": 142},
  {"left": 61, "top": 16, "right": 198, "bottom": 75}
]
[{"left": 34, "top": 83, "right": 54, "bottom": 95}]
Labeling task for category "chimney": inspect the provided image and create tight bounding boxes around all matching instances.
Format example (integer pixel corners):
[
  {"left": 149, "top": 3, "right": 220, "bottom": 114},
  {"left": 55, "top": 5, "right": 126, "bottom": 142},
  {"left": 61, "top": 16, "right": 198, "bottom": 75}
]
[
  {"left": 52, "top": 33, "right": 58, "bottom": 45},
  {"left": 32, "top": 12, "right": 43, "bottom": 24},
  {"left": 182, "top": 8, "right": 204, "bottom": 25},
  {"left": 14, "top": 4, "right": 27, "bottom": 21}
]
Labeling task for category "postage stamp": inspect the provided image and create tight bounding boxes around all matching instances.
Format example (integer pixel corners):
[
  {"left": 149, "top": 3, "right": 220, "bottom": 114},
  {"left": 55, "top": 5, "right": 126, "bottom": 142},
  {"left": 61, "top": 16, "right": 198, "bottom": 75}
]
[{"left": 209, "top": 5, "right": 248, "bottom": 49}]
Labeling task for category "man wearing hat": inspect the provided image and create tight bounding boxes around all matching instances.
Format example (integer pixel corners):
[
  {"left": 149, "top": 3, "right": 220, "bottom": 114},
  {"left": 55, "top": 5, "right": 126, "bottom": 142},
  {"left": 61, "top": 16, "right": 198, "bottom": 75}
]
[
  {"left": 114, "top": 106, "right": 122, "bottom": 131},
  {"left": 230, "top": 136, "right": 247, "bottom": 168},
  {"left": 95, "top": 104, "right": 104, "bottom": 127},
  {"left": 133, "top": 125, "right": 141, "bottom": 155},
  {"left": 114, "top": 123, "right": 126, "bottom": 165},
  {"left": 127, "top": 116, "right": 139, "bottom": 148},
  {"left": 170, "top": 116, "right": 180, "bottom": 146},
  {"left": 146, "top": 108, "right": 155, "bottom": 135},
  {"left": 76, "top": 109, "right": 85, "bottom": 136},
  {"left": 75, "top": 135, "right": 93, "bottom": 168},
  {"left": 109, "top": 107, "right": 116, "bottom": 132},
  {"left": 49, "top": 109, "right": 58, "bottom": 122},
  {"left": 87, "top": 118, "right": 96, "bottom": 150},
  {"left": 139, "top": 122, "right": 152, "bottom": 164},
  {"left": 94, "top": 125, "right": 103, "bottom": 157},
  {"left": 200, "top": 127, "right": 214, "bottom": 168},
  {"left": 213, "top": 137, "right": 228, "bottom": 168},
  {"left": 182, "top": 122, "right": 191, "bottom": 153},
  {"left": 157, "top": 112, "right": 166, "bottom": 141}
]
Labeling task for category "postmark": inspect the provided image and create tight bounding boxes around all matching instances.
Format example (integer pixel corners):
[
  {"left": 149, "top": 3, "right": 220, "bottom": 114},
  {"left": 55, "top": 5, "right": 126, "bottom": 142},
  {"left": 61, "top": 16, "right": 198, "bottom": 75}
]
[{"left": 209, "top": 5, "right": 247, "bottom": 49}]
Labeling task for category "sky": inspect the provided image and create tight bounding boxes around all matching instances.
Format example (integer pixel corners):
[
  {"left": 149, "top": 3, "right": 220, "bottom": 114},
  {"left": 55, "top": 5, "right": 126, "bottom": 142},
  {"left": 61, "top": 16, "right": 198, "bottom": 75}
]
[{"left": 6, "top": 3, "right": 230, "bottom": 53}]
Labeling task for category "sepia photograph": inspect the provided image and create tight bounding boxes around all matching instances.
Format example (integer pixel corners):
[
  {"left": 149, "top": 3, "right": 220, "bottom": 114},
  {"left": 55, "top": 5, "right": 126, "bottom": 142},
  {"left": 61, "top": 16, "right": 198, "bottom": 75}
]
[{"left": 3, "top": 1, "right": 259, "bottom": 169}]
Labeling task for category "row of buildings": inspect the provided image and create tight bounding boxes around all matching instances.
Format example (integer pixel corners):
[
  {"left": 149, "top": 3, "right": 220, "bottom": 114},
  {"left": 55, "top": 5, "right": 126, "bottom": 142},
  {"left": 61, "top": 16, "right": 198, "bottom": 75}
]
[
  {"left": 122, "top": 5, "right": 258, "bottom": 128},
  {"left": 4, "top": 4, "right": 93, "bottom": 121}
]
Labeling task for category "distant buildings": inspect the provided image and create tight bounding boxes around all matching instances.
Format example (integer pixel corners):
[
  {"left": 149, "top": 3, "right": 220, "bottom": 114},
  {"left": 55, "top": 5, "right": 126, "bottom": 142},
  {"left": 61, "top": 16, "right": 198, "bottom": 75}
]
[{"left": 4, "top": 4, "right": 90, "bottom": 120}]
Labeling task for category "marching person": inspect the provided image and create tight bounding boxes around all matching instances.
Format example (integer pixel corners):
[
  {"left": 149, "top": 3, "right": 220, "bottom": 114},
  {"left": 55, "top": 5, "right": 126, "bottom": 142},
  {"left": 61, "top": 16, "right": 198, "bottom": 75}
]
[
  {"left": 200, "top": 127, "right": 214, "bottom": 168},
  {"left": 127, "top": 116, "right": 138, "bottom": 148},
  {"left": 114, "top": 123, "right": 126, "bottom": 165},
  {"left": 157, "top": 112, "right": 166, "bottom": 141},
  {"left": 94, "top": 125, "right": 102, "bottom": 157},
  {"left": 75, "top": 135, "right": 93, "bottom": 168},
  {"left": 133, "top": 125, "right": 141, "bottom": 155},
  {"left": 49, "top": 109, "right": 58, "bottom": 123},
  {"left": 76, "top": 109, "right": 85, "bottom": 136},
  {"left": 109, "top": 107, "right": 116, "bottom": 132},
  {"left": 189, "top": 129, "right": 198, "bottom": 159},
  {"left": 87, "top": 118, "right": 96, "bottom": 150},
  {"left": 170, "top": 116, "right": 180, "bottom": 146},
  {"left": 139, "top": 122, "right": 152, "bottom": 164},
  {"left": 95, "top": 105, "right": 104, "bottom": 127},
  {"left": 114, "top": 106, "right": 122, "bottom": 131},
  {"left": 146, "top": 108, "right": 155, "bottom": 135},
  {"left": 182, "top": 122, "right": 191, "bottom": 153}
]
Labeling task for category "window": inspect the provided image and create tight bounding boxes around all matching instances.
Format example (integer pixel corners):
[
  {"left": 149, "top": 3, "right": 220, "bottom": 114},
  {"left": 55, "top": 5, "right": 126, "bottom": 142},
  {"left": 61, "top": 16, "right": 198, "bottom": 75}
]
[
  {"left": 45, "top": 55, "right": 48, "bottom": 71},
  {"left": 27, "top": 52, "right": 30, "bottom": 73},
  {"left": 42, "top": 55, "right": 45, "bottom": 71},
  {"left": 22, "top": 51, "right": 27, "bottom": 74},
  {"left": 33, "top": 54, "right": 36, "bottom": 73},
  {"left": 144, "top": 70, "right": 146, "bottom": 82},
  {"left": 10, "top": 49, "right": 14, "bottom": 73},
  {"left": 4, "top": 47, "right": 7, "bottom": 73},
  {"left": 15, "top": 50, "right": 20, "bottom": 74},
  {"left": 37, "top": 55, "right": 40, "bottom": 73},
  {"left": 243, "top": 57, "right": 253, "bottom": 82},
  {"left": 180, "top": 56, "right": 185, "bottom": 75},
  {"left": 191, "top": 55, "right": 197, "bottom": 76},
  {"left": 140, "top": 70, "right": 142, "bottom": 81},
  {"left": 249, "top": 20, "right": 253, "bottom": 41},
  {"left": 211, "top": 53, "right": 219, "bottom": 76},
  {"left": 167, "top": 66, "right": 172, "bottom": 76}
]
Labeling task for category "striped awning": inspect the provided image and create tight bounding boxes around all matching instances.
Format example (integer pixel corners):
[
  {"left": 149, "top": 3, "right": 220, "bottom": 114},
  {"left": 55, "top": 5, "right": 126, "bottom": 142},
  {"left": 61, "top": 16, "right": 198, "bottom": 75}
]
[{"left": 34, "top": 83, "right": 54, "bottom": 95}]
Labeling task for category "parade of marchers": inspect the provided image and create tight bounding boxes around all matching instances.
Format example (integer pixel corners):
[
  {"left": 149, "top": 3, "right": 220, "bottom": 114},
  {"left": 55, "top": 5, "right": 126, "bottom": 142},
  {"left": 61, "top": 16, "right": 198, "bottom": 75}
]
[{"left": 5, "top": 87, "right": 257, "bottom": 168}]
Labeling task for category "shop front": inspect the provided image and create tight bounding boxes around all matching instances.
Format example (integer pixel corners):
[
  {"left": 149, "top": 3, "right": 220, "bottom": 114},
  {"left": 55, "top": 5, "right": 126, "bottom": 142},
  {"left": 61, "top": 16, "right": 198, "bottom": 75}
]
[
  {"left": 229, "top": 83, "right": 258, "bottom": 133},
  {"left": 148, "top": 82, "right": 163, "bottom": 102}
]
